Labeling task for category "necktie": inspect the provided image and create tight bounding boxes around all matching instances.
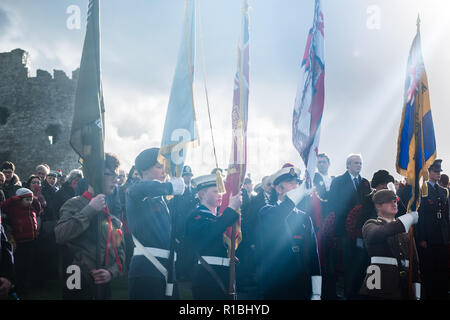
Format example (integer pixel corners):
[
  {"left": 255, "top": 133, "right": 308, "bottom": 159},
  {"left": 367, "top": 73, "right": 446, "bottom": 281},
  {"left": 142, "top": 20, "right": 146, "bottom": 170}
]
[{"left": 353, "top": 177, "right": 359, "bottom": 190}]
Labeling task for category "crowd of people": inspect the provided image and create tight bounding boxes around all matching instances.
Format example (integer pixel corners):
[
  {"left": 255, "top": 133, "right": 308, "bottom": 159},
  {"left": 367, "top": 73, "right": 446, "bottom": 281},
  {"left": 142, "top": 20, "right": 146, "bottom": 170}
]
[{"left": 0, "top": 149, "right": 449, "bottom": 300}]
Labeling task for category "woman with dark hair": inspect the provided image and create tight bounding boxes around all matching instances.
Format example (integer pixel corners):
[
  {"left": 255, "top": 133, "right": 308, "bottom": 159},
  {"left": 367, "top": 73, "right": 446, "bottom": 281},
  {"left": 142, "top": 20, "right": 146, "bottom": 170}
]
[{"left": 26, "top": 175, "right": 46, "bottom": 209}]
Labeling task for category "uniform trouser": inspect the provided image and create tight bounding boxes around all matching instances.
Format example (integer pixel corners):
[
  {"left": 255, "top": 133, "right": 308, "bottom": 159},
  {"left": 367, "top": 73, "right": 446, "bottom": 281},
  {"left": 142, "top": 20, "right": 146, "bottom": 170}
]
[
  {"left": 192, "top": 264, "right": 230, "bottom": 300},
  {"left": 14, "top": 240, "right": 36, "bottom": 296},
  {"left": 419, "top": 244, "right": 449, "bottom": 300},
  {"left": 322, "top": 244, "right": 338, "bottom": 299},
  {"left": 129, "top": 275, "right": 179, "bottom": 300},
  {"left": 340, "top": 235, "right": 361, "bottom": 299}
]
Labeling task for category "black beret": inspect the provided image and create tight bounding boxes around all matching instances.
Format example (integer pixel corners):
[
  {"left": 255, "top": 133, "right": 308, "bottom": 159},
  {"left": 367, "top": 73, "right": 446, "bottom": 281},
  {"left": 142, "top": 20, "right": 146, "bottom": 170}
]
[
  {"left": 135, "top": 148, "right": 160, "bottom": 172},
  {"left": 429, "top": 159, "right": 443, "bottom": 172},
  {"left": 371, "top": 170, "right": 394, "bottom": 188}
]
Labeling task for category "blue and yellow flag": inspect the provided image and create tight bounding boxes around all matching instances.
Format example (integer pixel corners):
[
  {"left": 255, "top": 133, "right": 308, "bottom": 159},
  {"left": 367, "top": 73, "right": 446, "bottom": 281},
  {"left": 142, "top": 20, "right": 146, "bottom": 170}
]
[
  {"left": 396, "top": 18, "right": 436, "bottom": 211},
  {"left": 159, "top": 0, "right": 198, "bottom": 177}
]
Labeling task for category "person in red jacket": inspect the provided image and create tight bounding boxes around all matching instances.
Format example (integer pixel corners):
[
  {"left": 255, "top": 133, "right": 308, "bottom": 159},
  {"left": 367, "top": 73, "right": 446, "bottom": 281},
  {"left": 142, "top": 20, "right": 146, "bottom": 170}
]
[{"left": 0, "top": 188, "right": 41, "bottom": 296}]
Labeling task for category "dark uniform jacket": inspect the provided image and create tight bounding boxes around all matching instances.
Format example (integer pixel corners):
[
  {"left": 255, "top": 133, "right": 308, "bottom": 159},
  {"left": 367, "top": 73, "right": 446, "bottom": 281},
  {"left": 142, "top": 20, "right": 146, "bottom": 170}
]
[
  {"left": 360, "top": 217, "right": 420, "bottom": 300},
  {"left": 167, "top": 186, "right": 198, "bottom": 240},
  {"left": 416, "top": 182, "right": 450, "bottom": 245},
  {"left": 329, "top": 171, "right": 371, "bottom": 237},
  {"left": 243, "top": 190, "right": 272, "bottom": 254},
  {"left": 313, "top": 172, "right": 334, "bottom": 218},
  {"left": 185, "top": 205, "right": 239, "bottom": 299},
  {"left": 126, "top": 180, "right": 174, "bottom": 280},
  {"left": 259, "top": 197, "right": 321, "bottom": 300}
]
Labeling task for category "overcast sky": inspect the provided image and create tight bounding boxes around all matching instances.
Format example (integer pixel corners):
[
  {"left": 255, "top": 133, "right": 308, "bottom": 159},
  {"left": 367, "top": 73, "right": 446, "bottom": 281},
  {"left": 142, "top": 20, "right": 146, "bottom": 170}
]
[{"left": 1, "top": 0, "right": 450, "bottom": 184}]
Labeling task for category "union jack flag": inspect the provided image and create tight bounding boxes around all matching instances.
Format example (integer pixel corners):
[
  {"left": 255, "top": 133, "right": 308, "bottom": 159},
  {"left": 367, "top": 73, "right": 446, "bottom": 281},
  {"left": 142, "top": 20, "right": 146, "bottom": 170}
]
[{"left": 292, "top": 0, "right": 325, "bottom": 186}]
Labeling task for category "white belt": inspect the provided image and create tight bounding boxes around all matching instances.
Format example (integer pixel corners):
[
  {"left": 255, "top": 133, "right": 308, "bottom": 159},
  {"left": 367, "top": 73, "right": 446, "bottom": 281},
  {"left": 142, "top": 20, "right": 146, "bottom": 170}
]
[
  {"left": 198, "top": 256, "right": 230, "bottom": 267},
  {"left": 132, "top": 235, "right": 175, "bottom": 297},
  {"left": 134, "top": 246, "right": 177, "bottom": 261},
  {"left": 371, "top": 256, "right": 409, "bottom": 268}
]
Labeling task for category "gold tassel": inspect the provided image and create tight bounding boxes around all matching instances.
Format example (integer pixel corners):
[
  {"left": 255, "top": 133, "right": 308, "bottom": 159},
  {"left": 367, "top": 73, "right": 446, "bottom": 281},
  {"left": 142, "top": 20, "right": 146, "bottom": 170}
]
[{"left": 216, "top": 169, "right": 226, "bottom": 194}]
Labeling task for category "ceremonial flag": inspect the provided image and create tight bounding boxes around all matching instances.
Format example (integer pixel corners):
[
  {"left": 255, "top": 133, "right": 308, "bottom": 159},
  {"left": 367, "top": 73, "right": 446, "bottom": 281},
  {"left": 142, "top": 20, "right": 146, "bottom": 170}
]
[
  {"left": 292, "top": 0, "right": 325, "bottom": 186},
  {"left": 396, "top": 18, "right": 436, "bottom": 212},
  {"left": 218, "top": 0, "right": 250, "bottom": 255},
  {"left": 159, "top": 0, "right": 198, "bottom": 177},
  {"left": 70, "top": 0, "right": 105, "bottom": 195}
]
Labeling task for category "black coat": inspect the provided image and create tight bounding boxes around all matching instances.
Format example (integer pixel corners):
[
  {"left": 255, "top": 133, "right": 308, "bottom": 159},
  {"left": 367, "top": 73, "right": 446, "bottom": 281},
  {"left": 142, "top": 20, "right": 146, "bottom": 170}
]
[
  {"left": 167, "top": 186, "right": 198, "bottom": 240},
  {"left": 2, "top": 175, "right": 21, "bottom": 200},
  {"left": 53, "top": 182, "right": 76, "bottom": 218},
  {"left": 41, "top": 180, "right": 58, "bottom": 221},
  {"left": 329, "top": 171, "right": 372, "bottom": 237},
  {"left": 416, "top": 182, "right": 450, "bottom": 245},
  {"left": 0, "top": 223, "right": 14, "bottom": 283},
  {"left": 259, "top": 198, "right": 321, "bottom": 299},
  {"left": 243, "top": 190, "right": 271, "bottom": 249}
]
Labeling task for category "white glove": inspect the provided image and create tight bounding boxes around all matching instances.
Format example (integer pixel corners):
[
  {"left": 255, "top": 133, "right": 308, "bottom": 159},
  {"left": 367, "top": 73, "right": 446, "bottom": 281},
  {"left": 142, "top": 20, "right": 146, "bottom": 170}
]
[
  {"left": 169, "top": 177, "right": 185, "bottom": 195},
  {"left": 310, "top": 276, "right": 322, "bottom": 300},
  {"left": 413, "top": 282, "right": 420, "bottom": 300},
  {"left": 398, "top": 211, "right": 419, "bottom": 232},
  {"left": 286, "top": 183, "right": 313, "bottom": 206}
]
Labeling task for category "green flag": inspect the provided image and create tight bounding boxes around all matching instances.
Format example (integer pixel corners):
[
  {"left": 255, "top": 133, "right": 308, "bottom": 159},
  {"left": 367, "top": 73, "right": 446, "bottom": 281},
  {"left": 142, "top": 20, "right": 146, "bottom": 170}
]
[{"left": 70, "top": 0, "right": 105, "bottom": 195}]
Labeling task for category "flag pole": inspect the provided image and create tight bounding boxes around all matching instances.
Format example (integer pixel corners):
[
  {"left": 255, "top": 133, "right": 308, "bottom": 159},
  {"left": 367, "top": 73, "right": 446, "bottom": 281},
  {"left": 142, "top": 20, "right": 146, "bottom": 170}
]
[
  {"left": 406, "top": 14, "right": 422, "bottom": 300},
  {"left": 228, "top": 222, "right": 237, "bottom": 300}
]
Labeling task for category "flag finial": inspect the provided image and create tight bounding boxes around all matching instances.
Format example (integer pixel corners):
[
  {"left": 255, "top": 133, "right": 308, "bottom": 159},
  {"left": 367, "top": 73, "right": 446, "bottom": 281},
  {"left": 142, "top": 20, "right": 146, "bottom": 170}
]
[{"left": 416, "top": 14, "right": 421, "bottom": 30}]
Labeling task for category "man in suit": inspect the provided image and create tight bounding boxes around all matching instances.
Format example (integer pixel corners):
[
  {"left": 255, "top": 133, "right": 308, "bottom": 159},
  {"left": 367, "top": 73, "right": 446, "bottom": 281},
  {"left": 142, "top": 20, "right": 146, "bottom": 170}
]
[
  {"left": 329, "top": 153, "right": 371, "bottom": 299},
  {"left": 416, "top": 159, "right": 449, "bottom": 299}
]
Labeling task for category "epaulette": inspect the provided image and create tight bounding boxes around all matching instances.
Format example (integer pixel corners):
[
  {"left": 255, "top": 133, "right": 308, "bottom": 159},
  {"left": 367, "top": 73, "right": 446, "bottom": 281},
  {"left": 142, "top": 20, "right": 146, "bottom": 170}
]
[{"left": 363, "top": 218, "right": 383, "bottom": 228}]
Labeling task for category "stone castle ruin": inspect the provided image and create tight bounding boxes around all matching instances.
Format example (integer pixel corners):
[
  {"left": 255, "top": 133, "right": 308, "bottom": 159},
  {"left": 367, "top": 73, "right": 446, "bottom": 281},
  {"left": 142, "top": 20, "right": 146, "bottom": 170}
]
[{"left": 0, "top": 48, "right": 79, "bottom": 181}]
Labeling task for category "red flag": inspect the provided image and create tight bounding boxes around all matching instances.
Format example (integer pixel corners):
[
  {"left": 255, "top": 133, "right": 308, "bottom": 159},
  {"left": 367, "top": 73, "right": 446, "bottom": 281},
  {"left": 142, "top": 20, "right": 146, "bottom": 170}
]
[{"left": 218, "top": 0, "right": 249, "bottom": 255}]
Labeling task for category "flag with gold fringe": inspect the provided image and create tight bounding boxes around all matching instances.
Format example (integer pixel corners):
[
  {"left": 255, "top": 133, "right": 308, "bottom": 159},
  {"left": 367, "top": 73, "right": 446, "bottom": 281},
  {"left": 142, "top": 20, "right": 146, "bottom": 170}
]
[
  {"left": 159, "top": 0, "right": 198, "bottom": 178},
  {"left": 218, "top": 0, "right": 250, "bottom": 255},
  {"left": 396, "top": 17, "right": 436, "bottom": 212}
]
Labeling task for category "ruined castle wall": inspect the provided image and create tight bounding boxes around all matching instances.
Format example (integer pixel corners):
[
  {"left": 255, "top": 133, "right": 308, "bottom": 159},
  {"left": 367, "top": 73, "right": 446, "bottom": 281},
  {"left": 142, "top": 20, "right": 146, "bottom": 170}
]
[{"left": 0, "top": 48, "right": 80, "bottom": 181}]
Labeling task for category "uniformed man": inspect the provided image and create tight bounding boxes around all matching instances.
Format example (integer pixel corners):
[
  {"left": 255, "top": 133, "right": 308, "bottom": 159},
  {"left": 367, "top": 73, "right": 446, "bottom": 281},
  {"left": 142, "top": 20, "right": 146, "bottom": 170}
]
[
  {"left": 185, "top": 174, "right": 241, "bottom": 300},
  {"left": 313, "top": 153, "right": 334, "bottom": 219},
  {"left": 360, "top": 189, "right": 420, "bottom": 300},
  {"left": 126, "top": 147, "right": 185, "bottom": 300},
  {"left": 416, "top": 159, "right": 450, "bottom": 299},
  {"left": 258, "top": 165, "right": 321, "bottom": 300}
]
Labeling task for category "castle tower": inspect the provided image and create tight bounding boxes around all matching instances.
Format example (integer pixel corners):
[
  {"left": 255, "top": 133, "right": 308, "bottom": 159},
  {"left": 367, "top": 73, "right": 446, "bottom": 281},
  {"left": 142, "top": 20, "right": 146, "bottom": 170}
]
[{"left": 0, "top": 48, "right": 80, "bottom": 181}]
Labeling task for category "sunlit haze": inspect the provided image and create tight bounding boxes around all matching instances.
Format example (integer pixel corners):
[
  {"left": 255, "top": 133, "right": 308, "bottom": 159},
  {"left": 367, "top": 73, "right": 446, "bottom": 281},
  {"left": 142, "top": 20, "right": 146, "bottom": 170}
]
[{"left": 1, "top": 0, "right": 450, "bottom": 184}]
